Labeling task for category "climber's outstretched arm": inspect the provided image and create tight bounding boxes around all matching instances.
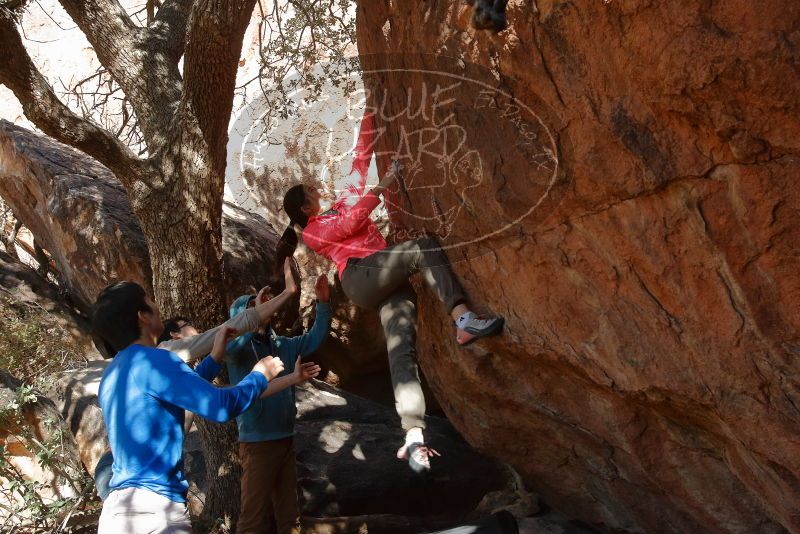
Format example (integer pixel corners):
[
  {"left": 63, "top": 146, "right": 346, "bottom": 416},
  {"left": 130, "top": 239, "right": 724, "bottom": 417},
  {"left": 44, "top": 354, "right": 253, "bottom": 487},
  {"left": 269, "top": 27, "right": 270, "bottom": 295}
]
[
  {"left": 370, "top": 160, "right": 402, "bottom": 197},
  {"left": 158, "top": 259, "right": 298, "bottom": 362}
]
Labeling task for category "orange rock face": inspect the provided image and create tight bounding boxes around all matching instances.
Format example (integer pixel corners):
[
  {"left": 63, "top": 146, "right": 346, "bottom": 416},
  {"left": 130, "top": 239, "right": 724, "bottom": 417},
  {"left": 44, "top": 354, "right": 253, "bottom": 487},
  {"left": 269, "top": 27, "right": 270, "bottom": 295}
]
[{"left": 355, "top": 1, "right": 800, "bottom": 531}]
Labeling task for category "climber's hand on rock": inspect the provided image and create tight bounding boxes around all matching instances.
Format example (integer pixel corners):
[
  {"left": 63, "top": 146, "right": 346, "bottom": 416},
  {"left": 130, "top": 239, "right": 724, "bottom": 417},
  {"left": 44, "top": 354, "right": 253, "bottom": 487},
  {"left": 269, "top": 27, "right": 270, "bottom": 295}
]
[
  {"left": 383, "top": 160, "right": 403, "bottom": 185},
  {"left": 374, "top": 160, "right": 403, "bottom": 195}
]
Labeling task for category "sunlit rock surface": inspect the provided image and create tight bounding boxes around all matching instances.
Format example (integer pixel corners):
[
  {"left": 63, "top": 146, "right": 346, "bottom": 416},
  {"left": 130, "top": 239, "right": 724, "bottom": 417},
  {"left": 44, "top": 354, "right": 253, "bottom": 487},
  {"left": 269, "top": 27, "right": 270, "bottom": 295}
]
[{"left": 354, "top": 1, "right": 800, "bottom": 531}]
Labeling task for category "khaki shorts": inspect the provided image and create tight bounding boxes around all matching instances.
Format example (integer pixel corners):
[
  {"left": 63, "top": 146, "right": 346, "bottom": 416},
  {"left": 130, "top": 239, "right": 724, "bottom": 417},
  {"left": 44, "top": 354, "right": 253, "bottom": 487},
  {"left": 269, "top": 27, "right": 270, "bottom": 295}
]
[{"left": 98, "top": 487, "right": 192, "bottom": 534}]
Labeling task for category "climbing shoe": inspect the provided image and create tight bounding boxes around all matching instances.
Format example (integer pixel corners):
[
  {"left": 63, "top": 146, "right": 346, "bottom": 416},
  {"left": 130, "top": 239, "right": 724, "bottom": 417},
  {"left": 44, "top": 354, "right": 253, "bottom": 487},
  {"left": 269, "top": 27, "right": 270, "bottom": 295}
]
[
  {"left": 456, "top": 313, "right": 505, "bottom": 345},
  {"left": 397, "top": 442, "right": 440, "bottom": 474}
]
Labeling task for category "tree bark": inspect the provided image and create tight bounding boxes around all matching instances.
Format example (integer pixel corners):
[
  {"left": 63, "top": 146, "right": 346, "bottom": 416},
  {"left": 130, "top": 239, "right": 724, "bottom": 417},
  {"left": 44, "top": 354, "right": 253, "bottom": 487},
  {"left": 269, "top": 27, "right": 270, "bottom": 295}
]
[
  {"left": 129, "top": 160, "right": 239, "bottom": 528},
  {"left": 128, "top": 161, "right": 229, "bottom": 329},
  {"left": 1, "top": 219, "right": 22, "bottom": 261},
  {"left": 0, "top": 1, "right": 263, "bottom": 525}
]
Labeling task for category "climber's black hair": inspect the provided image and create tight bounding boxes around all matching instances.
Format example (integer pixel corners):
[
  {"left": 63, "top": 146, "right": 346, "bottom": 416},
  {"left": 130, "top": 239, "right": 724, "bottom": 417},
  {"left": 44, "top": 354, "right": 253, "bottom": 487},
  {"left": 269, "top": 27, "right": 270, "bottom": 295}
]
[
  {"left": 278, "top": 184, "right": 308, "bottom": 270},
  {"left": 283, "top": 184, "right": 309, "bottom": 229}
]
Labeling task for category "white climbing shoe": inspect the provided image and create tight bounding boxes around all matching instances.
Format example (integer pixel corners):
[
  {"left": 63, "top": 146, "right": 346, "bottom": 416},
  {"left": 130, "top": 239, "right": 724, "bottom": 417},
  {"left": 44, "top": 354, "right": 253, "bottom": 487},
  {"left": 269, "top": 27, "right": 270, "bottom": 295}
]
[{"left": 397, "top": 442, "right": 440, "bottom": 474}]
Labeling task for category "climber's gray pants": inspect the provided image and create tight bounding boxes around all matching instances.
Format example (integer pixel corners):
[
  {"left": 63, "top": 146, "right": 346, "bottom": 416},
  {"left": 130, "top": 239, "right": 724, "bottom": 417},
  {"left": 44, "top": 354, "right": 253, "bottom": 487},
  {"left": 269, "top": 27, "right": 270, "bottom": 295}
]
[{"left": 340, "top": 237, "right": 466, "bottom": 431}]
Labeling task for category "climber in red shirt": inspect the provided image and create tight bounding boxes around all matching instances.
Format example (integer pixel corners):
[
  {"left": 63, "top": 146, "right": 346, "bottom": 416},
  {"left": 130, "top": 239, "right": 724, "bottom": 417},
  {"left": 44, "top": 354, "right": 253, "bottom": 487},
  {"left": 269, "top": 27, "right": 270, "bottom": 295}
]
[{"left": 279, "top": 161, "right": 504, "bottom": 473}]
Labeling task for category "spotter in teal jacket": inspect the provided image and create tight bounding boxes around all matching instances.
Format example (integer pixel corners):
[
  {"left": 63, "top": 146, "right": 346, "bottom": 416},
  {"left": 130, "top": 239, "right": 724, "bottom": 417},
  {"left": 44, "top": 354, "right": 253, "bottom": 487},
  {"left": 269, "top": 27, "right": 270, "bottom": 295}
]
[{"left": 226, "top": 295, "right": 332, "bottom": 442}]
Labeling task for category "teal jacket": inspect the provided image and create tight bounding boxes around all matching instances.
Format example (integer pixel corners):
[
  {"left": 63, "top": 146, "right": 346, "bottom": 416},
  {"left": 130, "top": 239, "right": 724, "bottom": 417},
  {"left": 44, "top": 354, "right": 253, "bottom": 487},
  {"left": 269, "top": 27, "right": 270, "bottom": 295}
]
[{"left": 226, "top": 295, "right": 332, "bottom": 442}]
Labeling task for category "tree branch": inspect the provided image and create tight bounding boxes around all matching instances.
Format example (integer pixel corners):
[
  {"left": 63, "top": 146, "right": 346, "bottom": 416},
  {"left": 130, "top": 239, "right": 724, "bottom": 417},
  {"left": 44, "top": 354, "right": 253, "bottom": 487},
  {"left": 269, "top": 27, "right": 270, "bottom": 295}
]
[
  {"left": 146, "top": 0, "right": 161, "bottom": 25},
  {"left": 149, "top": 0, "right": 193, "bottom": 64},
  {"left": 57, "top": 0, "right": 183, "bottom": 154},
  {"left": 0, "top": 9, "right": 141, "bottom": 185},
  {"left": 57, "top": 0, "right": 137, "bottom": 81},
  {"left": 180, "top": 0, "right": 259, "bottom": 174}
]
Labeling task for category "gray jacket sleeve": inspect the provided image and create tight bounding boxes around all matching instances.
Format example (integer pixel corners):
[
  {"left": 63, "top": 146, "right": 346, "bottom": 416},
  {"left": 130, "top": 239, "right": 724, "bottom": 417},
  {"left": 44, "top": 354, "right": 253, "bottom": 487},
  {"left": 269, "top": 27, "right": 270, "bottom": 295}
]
[{"left": 157, "top": 307, "right": 262, "bottom": 362}]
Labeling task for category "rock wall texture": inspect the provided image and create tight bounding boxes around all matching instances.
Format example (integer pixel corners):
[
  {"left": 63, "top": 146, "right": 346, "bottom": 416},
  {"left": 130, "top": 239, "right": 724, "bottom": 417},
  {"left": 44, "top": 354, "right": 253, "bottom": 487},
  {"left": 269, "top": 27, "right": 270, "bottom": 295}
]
[
  {"left": 0, "top": 249, "right": 101, "bottom": 360},
  {"left": 0, "top": 120, "right": 152, "bottom": 311},
  {"left": 355, "top": 1, "right": 800, "bottom": 532},
  {"left": 48, "top": 361, "right": 109, "bottom": 476}
]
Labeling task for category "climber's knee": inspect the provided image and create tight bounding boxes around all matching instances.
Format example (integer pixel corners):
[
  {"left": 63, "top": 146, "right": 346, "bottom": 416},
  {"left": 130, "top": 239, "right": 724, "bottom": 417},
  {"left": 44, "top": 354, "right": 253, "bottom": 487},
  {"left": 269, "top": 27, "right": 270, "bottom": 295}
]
[{"left": 415, "top": 235, "right": 440, "bottom": 252}]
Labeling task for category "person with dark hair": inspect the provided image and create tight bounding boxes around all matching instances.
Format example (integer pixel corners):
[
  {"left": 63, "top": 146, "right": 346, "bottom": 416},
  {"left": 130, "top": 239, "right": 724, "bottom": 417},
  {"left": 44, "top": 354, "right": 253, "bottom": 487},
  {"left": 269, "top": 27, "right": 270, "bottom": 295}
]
[
  {"left": 92, "top": 260, "right": 302, "bottom": 505},
  {"left": 227, "top": 274, "right": 331, "bottom": 534},
  {"left": 155, "top": 260, "right": 300, "bottom": 363},
  {"left": 157, "top": 316, "right": 194, "bottom": 344},
  {"left": 280, "top": 163, "right": 504, "bottom": 473},
  {"left": 91, "top": 277, "right": 295, "bottom": 534},
  {"left": 92, "top": 320, "right": 245, "bottom": 501}
]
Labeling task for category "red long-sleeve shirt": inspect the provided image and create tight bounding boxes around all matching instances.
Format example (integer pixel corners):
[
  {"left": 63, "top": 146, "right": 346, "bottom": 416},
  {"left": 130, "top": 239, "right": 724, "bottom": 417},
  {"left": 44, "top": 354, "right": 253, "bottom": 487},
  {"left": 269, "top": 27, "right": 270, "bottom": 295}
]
[{"left": 302, "top": 191, "right": 387, "bottom": 278}]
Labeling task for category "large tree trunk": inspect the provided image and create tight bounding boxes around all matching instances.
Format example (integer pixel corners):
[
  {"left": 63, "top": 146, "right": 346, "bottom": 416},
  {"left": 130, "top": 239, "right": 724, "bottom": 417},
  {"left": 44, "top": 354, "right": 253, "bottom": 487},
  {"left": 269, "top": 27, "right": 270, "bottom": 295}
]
[
  {"left": 128, "top": 163, "right": 228, "bottom": 329},
  {"left": 191, "top": 417, "right": 242, "bottom": 529},
  {"left": 0, "top": 0, "right": 264, "bottom": 525},
  {"left": 126, "top": 147, "right": 240, "bottom": 527}
]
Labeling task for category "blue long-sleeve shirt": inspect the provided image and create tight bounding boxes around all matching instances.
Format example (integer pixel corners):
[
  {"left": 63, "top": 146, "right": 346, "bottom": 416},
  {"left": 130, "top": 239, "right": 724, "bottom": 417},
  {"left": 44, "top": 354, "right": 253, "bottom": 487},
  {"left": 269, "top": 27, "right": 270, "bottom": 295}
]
[
  {"left": 194, "top": 353, "right": 223, "bottom": 382},
  {"left": 98, "top": 344, "right": 268, "bottom": 502},
  {"left": 226, "top": 298, "right": 332, "bottom": 442}
]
